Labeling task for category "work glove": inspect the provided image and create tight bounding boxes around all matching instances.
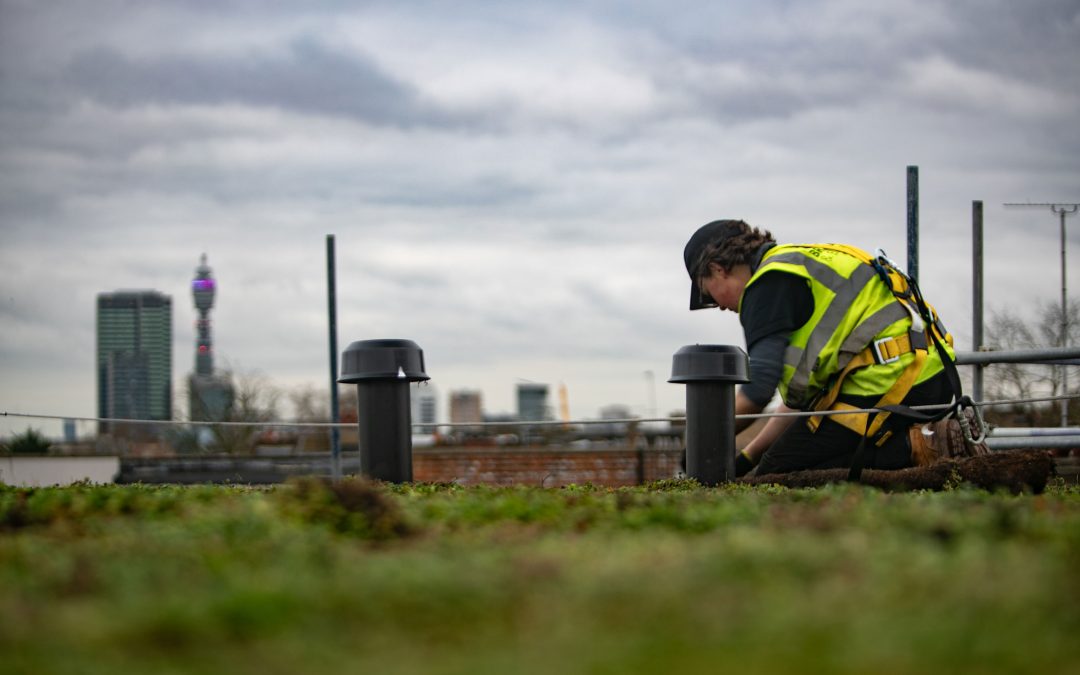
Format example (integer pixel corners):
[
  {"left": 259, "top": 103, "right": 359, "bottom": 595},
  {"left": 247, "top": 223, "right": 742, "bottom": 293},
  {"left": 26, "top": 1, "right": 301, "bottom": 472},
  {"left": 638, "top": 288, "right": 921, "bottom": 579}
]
[{"left": 734, "top": 449, "right": 756, "bottom": 478}]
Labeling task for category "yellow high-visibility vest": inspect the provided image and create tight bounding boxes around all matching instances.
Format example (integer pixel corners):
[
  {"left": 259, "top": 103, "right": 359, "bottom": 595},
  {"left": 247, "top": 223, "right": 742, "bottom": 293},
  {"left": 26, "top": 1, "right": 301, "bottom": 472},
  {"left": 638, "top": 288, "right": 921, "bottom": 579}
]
[{"left": 740, "top": 243, "right": 954, "bottom": 411}]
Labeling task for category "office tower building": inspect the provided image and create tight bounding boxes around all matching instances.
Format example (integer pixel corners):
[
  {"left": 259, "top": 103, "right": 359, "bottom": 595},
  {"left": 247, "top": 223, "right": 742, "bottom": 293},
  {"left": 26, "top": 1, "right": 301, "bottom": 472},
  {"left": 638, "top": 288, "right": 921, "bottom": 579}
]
[
  {"left": 412, "top": 385, "right": 438, "bottom": 433},
  {"left": 516, "top": 383, "right": 549, "bottom": 422},
  {"left": 449, "top": 390, "right": 483, "bottom": 425},
  {"left": 96, "top": 290, "right": 172, "bottom": 436}
]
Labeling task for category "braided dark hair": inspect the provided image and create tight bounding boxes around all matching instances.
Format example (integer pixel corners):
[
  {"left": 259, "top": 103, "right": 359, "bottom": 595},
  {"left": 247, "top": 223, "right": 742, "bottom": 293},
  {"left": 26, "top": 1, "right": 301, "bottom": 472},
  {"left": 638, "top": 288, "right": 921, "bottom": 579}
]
[{"left": 696, "top": 220, "right": 775, "bottom": 276}]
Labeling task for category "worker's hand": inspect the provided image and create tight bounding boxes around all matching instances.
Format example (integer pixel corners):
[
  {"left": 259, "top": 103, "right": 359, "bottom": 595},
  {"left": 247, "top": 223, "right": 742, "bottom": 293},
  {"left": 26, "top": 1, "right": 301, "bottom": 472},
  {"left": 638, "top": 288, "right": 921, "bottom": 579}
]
[{"left": 734, "top": 449, "right": 757, "bottom": 478}]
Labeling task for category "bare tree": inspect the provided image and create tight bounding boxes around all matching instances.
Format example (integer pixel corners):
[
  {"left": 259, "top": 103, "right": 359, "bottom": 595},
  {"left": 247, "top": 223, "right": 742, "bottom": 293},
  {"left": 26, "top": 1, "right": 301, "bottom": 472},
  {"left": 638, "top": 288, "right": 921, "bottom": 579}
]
[
  {"left": 1037, "top": 297, "right": 1080, "bottom": 358},
  {"left": 288, "top": 383, "right": 332, "bottom": 452},
  {"left": 983, "top": 298, "right": 1079, "bottom": 425},
  {"left": 212, "top": 369, "right": 281, "bottom": 454},
  {"left": 289, "top": 384, "right": 329, "bottom": 423},
  {"left": 286, "top": 384, "right": 359, "bottom": 451},
  {"left": 339, "top": 386, "right": 357, "bottom": 420}
]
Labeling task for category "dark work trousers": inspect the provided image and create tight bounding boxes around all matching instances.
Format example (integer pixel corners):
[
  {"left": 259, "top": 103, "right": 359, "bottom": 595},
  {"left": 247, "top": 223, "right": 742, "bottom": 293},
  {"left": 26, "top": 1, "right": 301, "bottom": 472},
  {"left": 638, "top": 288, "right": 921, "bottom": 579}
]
[{"left": 754, "top": 371, "right": 953, "bottom": 475}]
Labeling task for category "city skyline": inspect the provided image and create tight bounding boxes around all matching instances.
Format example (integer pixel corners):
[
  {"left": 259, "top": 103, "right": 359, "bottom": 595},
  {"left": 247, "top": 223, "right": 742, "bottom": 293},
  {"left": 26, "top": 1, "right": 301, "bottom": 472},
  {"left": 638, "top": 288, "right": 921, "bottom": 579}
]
[
  {"left": 90, "top": 264, "right": 640, "bottom": 439},
  {"left": 2, "top": 1, "right": 1078, "bottom": 438}
]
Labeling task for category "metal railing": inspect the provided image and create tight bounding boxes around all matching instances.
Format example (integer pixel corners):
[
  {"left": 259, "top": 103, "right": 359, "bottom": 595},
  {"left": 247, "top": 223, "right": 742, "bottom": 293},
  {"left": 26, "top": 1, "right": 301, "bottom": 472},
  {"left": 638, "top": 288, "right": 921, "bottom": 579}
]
[{"left": 953, "top": 347, "right": 1079, "bottom": 449}]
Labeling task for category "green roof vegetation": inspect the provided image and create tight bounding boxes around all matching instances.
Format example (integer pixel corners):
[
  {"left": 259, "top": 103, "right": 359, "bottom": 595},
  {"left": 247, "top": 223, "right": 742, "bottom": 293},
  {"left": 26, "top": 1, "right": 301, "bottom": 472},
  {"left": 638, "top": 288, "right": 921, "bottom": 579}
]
[{"left": 2, "top": 478, "right": 1078, "bottom": 674}]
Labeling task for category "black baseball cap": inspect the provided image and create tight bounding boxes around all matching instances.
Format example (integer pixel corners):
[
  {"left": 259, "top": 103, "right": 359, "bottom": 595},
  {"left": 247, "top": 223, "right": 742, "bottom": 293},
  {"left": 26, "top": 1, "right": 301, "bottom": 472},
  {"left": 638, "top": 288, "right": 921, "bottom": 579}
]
[{"left": 683, "top": 219, "right": 745, "bottom": 310}]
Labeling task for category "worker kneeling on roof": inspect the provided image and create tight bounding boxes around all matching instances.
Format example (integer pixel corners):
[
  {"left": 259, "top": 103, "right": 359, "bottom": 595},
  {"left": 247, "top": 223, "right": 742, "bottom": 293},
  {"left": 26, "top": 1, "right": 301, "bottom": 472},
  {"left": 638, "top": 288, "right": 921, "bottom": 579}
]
[{"left": 684, "top": 219, "right": 962, "bottom": 477}]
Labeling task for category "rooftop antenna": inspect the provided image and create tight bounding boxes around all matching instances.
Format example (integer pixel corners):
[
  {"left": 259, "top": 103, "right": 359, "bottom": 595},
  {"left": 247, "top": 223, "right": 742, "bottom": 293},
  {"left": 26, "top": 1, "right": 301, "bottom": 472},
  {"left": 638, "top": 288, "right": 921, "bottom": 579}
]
[{"left": 1003, "top": 201, "right": 1079, "bottom": 427}]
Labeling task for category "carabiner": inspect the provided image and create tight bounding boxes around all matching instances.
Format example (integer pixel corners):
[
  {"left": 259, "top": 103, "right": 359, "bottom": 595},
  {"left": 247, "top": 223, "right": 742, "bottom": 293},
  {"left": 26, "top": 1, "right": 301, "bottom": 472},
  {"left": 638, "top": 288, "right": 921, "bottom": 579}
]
[{"left": 956, "top": 397, "right": 987, "bottom": 446}]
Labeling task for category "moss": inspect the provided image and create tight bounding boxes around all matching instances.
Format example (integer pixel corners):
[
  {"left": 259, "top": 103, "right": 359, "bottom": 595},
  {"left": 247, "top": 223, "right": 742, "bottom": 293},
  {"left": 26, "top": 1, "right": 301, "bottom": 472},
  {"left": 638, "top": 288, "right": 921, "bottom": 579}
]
[{"left": 1, "top": 479, "right": 1078, "bottom": 674}]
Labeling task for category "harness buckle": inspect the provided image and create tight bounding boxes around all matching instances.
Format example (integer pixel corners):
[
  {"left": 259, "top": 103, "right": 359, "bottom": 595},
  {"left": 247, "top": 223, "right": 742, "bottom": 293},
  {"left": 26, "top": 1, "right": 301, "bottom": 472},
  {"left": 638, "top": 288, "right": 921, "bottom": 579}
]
[{"left": 872, "top": 337, "right": 901, "bottom": 365}]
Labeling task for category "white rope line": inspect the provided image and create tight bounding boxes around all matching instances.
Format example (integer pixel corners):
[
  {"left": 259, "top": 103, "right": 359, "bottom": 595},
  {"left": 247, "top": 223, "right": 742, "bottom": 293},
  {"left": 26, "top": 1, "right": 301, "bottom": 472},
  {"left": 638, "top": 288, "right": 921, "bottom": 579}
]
[{"left": 3, "top": 393, "right": 1077, "bottom": 430}]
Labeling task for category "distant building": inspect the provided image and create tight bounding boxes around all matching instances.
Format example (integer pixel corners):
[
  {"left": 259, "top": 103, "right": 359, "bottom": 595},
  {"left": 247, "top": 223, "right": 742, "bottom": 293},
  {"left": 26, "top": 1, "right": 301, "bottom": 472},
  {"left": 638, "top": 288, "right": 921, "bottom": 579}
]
[
  {"left": 516, "top": 383, "right": 550, "bottom": 422},
  {"left": 412, "top": 385, "right": 437, "bottom": 433},
  {"left": 449, "top": 390, "right": 483, "bottom": 425},
  {"left": 186, "top": 254, "right": 233, "bottom": 425},
  {"left": 598, "top": 403, "right": 634, "bottom": 435},
  {"left": 96, "top": 290, "right": 172, "bottom": 436},
  {"left": 599, "top": 404, "right": 632, "bottom": 420}
]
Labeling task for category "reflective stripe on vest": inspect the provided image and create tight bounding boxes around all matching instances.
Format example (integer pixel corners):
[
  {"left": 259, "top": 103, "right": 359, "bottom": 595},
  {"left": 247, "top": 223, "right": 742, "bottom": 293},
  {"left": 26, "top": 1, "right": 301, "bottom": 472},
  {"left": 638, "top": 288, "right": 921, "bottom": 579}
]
[{"left": 740, "top": 244, "right": 947, "bottom": 408}]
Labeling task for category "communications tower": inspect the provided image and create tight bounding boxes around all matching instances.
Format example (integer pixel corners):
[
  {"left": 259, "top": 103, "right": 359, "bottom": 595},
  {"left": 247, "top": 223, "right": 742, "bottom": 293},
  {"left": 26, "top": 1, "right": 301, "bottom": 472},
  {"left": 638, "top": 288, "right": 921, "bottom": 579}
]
[
  {"left": 192, "top": 254, "right": 216, "bottom": 375},
  {"left": 188, "top": 254, "right": 233, "bottom": 425}
]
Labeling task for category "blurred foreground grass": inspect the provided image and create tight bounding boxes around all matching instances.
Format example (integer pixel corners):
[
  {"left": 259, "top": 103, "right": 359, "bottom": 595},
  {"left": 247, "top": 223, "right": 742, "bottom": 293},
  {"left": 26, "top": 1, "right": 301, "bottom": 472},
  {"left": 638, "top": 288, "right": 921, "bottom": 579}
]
[{"left": 2, "top": 478, "right": 1079, "bottom": 675}]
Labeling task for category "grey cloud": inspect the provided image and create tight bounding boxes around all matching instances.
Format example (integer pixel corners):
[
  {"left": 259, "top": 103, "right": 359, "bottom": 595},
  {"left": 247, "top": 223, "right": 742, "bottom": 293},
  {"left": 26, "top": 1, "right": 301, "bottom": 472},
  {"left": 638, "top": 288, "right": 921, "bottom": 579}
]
[
  {"left": 638, "top": 36, "right": 902, "bottom": 123},
  {"left": 683, "top": 82, "right": 818, "bottom": 124},
  {"left": 937, "top": 0, "right": 1080, "bottom": 84},
  {"left": 633, "top": 0, "right": 1078, "bottom": 125},
  {"left": 369, "top": 175, "right": 539, "bottom": 209},
  {"left": 64, "top": 39, "right": 450, "bottom": 127}
]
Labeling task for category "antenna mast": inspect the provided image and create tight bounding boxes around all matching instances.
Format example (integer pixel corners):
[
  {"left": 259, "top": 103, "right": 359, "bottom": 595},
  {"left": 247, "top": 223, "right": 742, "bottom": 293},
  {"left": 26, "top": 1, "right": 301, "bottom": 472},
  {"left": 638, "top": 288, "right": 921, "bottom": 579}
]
[{"left": 1003, "top": 201, "right": 1079, "bottom": 427}]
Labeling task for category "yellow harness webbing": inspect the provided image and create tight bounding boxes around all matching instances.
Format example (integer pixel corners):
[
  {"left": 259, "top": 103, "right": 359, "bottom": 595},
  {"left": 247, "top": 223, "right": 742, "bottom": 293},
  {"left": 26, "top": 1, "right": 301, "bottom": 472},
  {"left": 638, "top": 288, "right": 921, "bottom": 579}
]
[{"left": 806, "top": 330, "right": 929, "bottom": 446}]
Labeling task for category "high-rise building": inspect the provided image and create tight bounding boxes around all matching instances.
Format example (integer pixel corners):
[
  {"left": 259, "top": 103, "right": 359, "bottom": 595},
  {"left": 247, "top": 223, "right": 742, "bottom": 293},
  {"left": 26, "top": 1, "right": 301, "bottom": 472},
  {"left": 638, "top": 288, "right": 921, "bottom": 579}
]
[
  {"left": 516, "top": 383, "right": 549, "bottom": 422},
  {"left": 96, "top": 290, "right": 172, "bottom": 436},
  {"left": 187, "top": 254, "right": 233, "bottom": 424},
  {"left": 412, "top": 385, "right": 438, "bottom": 433},
  {"left": 449, "top": 390, "right": 483, "bottom": 425}
]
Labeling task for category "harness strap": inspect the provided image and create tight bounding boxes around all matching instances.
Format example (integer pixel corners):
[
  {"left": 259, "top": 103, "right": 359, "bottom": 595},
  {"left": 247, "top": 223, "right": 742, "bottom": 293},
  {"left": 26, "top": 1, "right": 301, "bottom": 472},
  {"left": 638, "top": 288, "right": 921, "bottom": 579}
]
[
  {"left": 847, "top": 266, "right": 971, "bottom": 481},
  {"left": 807, "top": 331, "right": 922, "bottom": 433},
  {"left": 827, "top": 403, "right": 892, "bottom": 445},
  {"left": 815, "top": 346, "right": 926, "bottom": 448},
  {"left": 846, "top": 413, "right": 876, "bottom": 482}
]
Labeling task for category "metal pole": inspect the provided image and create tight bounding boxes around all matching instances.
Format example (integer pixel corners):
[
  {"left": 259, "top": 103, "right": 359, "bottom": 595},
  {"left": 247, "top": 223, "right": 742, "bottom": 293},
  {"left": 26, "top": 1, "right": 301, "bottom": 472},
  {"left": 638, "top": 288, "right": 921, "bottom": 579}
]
[
  {"left": 326, "top": 235, "right": 341, "bottom": 481},
  {"left": 972, "top": 201, "right": 984, "bottom": 402},
  {"left": 985, "top": 437, "right": 1080, "bottom": 451},
  {"left": 1056, "top": 206, "right": 1068, "bottom": 427},
  {"left": 954, "top": 346, "right": 1080, "bottom": 365},
  {"left": 989, "top": 427, "right": 1080, "bottom": 437},
  {"left": 907, "top": 165, "right": 919, "bottom": 283}
]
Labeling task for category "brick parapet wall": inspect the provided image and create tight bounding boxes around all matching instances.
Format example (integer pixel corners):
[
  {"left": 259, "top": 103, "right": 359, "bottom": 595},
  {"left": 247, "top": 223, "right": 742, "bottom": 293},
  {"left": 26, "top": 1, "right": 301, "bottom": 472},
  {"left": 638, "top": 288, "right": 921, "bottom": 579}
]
[
  {"left": 116, "top": 446, "right": 686, "bottom": 486},
  {"left": 413, "top": 446, "right": 684, "bottom": 487}
]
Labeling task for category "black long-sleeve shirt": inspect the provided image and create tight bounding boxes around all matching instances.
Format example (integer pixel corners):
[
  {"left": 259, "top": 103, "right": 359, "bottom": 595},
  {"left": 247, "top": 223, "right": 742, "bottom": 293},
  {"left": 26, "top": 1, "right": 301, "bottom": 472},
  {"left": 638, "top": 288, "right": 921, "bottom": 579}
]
[{"left": 738, "top": 246, "right": 813, "bottom": 408}]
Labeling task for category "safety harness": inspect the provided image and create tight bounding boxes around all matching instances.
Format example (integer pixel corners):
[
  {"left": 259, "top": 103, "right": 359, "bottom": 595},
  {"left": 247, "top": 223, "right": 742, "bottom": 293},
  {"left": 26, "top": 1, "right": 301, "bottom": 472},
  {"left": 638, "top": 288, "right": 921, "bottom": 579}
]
[{"left": 797, "top": 245, "right": 986, "bottom": 481}]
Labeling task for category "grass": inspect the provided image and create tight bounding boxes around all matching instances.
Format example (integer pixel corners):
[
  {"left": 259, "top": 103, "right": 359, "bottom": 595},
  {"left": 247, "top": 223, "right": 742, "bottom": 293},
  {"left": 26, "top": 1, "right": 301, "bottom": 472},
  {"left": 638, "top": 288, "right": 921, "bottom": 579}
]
[{"left": 1, "top": 478, "right": 1079, "bottom": 675}]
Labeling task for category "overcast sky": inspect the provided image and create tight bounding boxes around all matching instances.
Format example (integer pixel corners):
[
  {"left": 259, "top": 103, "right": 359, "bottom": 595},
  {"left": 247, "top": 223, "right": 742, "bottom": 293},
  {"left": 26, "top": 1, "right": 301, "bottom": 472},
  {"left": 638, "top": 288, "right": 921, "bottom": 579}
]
[{"left": 2, "top": 0, "right": 1078, "bottom": 438}]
